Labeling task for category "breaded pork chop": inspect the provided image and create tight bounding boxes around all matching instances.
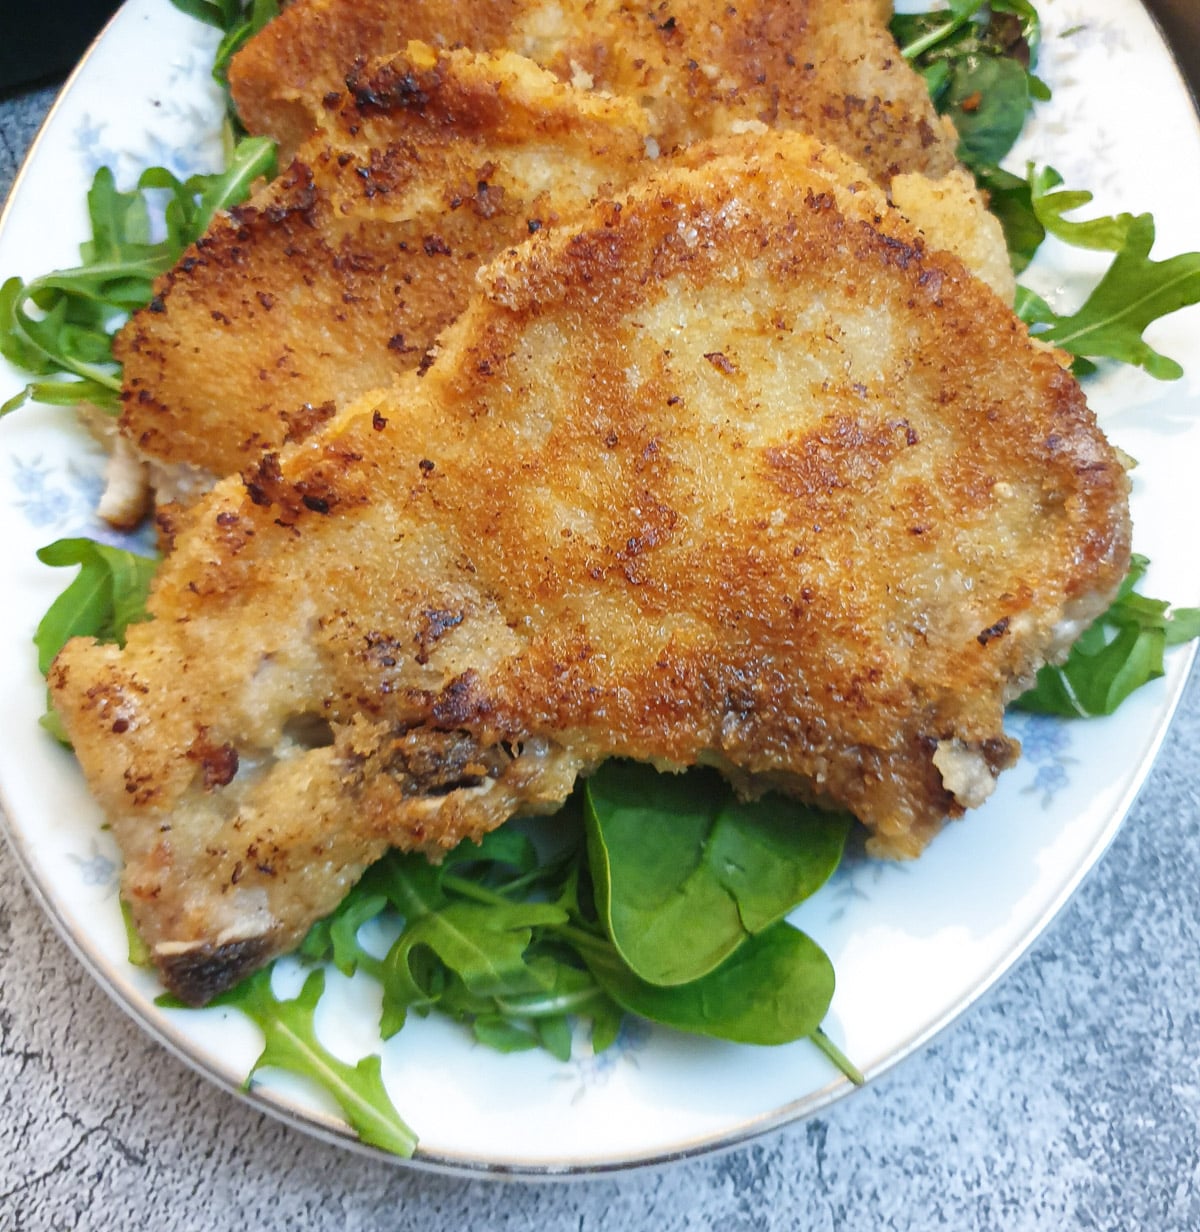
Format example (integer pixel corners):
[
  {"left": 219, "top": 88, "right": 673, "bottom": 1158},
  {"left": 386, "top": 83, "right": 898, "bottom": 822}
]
[
  {"left": 117, "top": 46, "right": 1008, "bottom": 488},
  {"left": 117, "top": 45, "right": 649, "bottom": 480},
  {"left": 228, "top": 0, "right": 959, "bottom": 186},
  {"left": 50, "top": 133, "right": 1131, "bottom": 1005}
]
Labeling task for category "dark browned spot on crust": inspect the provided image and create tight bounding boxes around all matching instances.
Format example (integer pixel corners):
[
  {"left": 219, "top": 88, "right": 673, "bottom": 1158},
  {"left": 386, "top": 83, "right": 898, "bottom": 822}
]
[
  {"left": 380, "top": 727, "right": 514, "bottom": 796},
  {"left": 280, "top": 399, "right": 337, "bottom": 444},
  {"left": 242, "top": 452, "right": 346, "bottom": 522},
  {"left": 243, "top": 452, "right": 287, "bottom": 508},
  {"left": 345, "top": 56, "right": 437, "bottom": 115},
  {"left": 704, "top": 350, "right": 737, "bottom": 374},
  {"left": 414, "top": 608, "right": 464, "bottom": 664},
  {"left": 188, "top": 730, "right": 240, "bottom": 789},
  {"left": 763, "top": 415, "right": 908, "bottom": 500},
  {"left": 158, "top": 934, "right": 277, "bottom": 1007},
  {"left": 976, "top": 616, "right": 1010, "bottom": 647},
  {"left": 431, "top": 671, "right": 490, "bottom": 727}
]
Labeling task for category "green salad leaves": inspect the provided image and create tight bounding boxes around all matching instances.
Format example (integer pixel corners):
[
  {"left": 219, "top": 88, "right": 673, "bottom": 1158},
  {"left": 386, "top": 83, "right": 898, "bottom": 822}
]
[
  {"left": 895, "top": 3, "right": 1200, "bottom": 379},
  {"left": 33, "top": 537, "right": 157, "bottom": 675},
  {"left": 0, "top": 137, "right": 274, "bottom": 417},
  {"left": 1017, "top": 556, "right": 1200, "bottom": 718},
  {"left": 210, "top": 968, "right": 420, "bottom": 1156},
  {"left": 585, "top": 762, "right": 848, "bottom": 986},
  {"left": 1019, "top": 210, "right": 1200, "bottom": 380},
  {"left": 166, "top": 0, "right": 281, "bottom": 129},
  {"left": 893, "top": 0, "right": 1047, "bottom": 171},
  {"left": 32, "top": 538, "right": 158, "bottom": 741},
  {"left": 179, "top": 764, "right": 856, "bottom": 1158}
]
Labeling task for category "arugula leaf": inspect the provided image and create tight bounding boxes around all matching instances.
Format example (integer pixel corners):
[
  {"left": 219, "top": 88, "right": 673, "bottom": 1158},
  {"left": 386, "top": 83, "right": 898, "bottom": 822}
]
[
  {"left": 1016, "top": 555, "right": 1200, "bottom": 717},
  {"left": 213, "top": 968, "right": 418, "bottom": 1157},
  {"left": 32, "top": 537, "right": 157, "bottom": 742},
  {"left": 1028, "top": 166, "right": 1136, "bottom": 252},
  {"left": 34, "top": 538, "right": 158, "bottom": 675},
  {"left": 297, "top": 889, "right": 388, "bottom": 980},
  {"left": 165, "top": 779, "right": 860, "bottom": 1150},
  {"left": 1, "top": 138, "right": 275, "bottom": 417},
  {"left": 470, "top": 1015, "right": 544, "bottom": 1054},
  {"left": 585, "top": 762, "right": 848, "bottom": 986},
  {"left": 897, "top": 5, "right": 1200, "bottom": 376},
  {"left": 286, "top": 782, "right": 857, "bottom": 1081},
  {"left": 1031, "top": 214, "right": 1200, "bottom": 379},
  {"left": 120, "top": 898, "right": 154, "bottom": 968},
  {"left": 380, "top": 890, "right": 569, "bottom": 1036},
  {"left": 891, "top": 3, "right": 986, "bottom": 68}
]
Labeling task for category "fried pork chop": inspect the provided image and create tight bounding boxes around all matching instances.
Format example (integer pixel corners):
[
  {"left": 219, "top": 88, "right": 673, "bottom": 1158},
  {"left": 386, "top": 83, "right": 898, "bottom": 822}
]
[
  {"left": 117, "top": 44, "right": 1008, "bottom": 487},
  {"left": 228, "top": 0, "right": 959, "bottom": 186},
  {"left": 117, "top": 45, "right": 649, "bottom": 481},
  {"left": 50, "top": 134, "right": 1130, "bottom": 1005}
]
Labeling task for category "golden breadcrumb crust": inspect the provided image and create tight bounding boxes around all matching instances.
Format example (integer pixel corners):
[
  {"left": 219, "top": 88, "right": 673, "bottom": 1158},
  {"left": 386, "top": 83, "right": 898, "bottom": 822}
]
[
  {"left": 228, "top": 0, "right": 960, "bottom": 184},
  {"left": 118, "top": 45, "right": 1004, "bottom": 483},
  {"left": 117, "top": 45, "right": 649, "bottom": 478}
]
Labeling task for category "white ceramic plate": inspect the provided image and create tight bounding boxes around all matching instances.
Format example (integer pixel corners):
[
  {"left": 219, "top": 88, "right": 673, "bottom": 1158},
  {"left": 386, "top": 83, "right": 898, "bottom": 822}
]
[{"left": 1, "top": 0, "right": 1197, "bottom": 1176}]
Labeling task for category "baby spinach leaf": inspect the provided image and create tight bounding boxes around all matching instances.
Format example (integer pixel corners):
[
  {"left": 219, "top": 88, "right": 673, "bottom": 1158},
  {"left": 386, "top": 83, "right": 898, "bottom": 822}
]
[
  {"left": 168, "top": 0, "right": 245, "bottom": 29},
  {"left": 946, "top": 53, "right": 1031, "bottom": 170},
  {"left": 973, "top": 165, "right": 1043, "bottom": 273},
  {"left": 893, "top": 2, "right": 1041, "bottom": 173},
  {"left": 1016, "top": 555, "right": 1200, "bottom": 717},
  {"left": 214, "top": 967, "right": 418, "bottom": 1157},
  {"left": 810, "top": 1027, "right": 865, "bottom": 1086},
  {"left": 583, "top": 922, "right": 835, "bottom": 1046},
  {"left": 34, "top": 538, "right": 158, "bottom": 675},
  {"left": 585, "top": 761, "right": 848, "bottom": 986}
]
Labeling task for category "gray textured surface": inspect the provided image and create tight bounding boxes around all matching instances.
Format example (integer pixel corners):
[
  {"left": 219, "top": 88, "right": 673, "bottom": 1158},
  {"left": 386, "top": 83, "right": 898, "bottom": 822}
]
[
  {"left": 3, "top": 45, "right": 1200, "bottom": 1232},
  {"left": 0, "top": 86, "right": 58, "bottom": 197}
]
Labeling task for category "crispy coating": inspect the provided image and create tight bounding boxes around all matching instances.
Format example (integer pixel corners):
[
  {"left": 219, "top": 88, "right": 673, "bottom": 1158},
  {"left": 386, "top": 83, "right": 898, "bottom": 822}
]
[
  {"left": 228, "top": 0, "right": 959, "bottom": 185},
  {"left": 118, "top": 45, "right": 1005, "bottom": 483},
  {"left": 51, "top": 134, "right": 1131, "bottom": 1003},
  {"left": 117, "top": 45, "right": 649, "bottom": 479},
  {"left": 889, "top": 168, "right": 1016, "bottom": 303}
]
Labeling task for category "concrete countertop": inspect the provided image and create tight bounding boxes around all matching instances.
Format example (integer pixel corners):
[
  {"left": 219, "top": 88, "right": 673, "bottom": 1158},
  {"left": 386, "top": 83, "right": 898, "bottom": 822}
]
[{"left": 2, "top": 7, "right": 1199, "bottom": 1227}]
